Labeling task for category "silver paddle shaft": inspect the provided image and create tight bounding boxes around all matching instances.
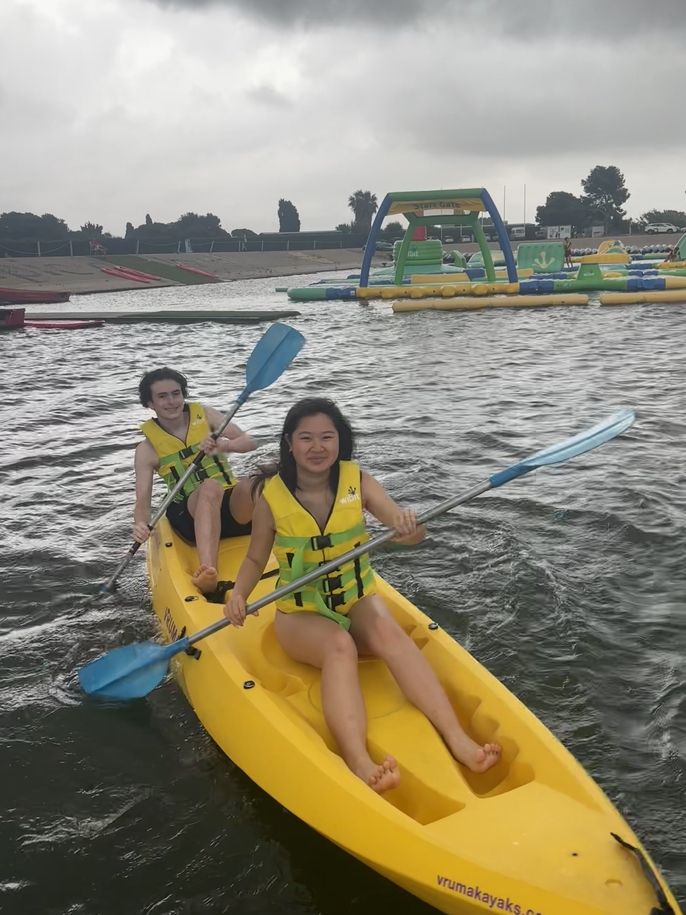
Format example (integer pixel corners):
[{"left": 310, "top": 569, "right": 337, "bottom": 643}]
[{"left": 185, "top": 479, "right": 492, "bottom": 648}]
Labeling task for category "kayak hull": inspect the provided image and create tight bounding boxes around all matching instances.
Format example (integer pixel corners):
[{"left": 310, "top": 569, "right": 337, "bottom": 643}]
[
  {"left": 147, "top": 519, "right": 680, "bottom": 915},
  {"left": 0, "top": 308, "right": 104, "bottom": 330},
  {"left": 0, "top": 307, "right": 26, "bottom": 329},
  {"left": 24, "top": 319, "right": 105, "bottom": 329},
  {"left": 0, "top": 287, "right": 69, "bottom": 304}
]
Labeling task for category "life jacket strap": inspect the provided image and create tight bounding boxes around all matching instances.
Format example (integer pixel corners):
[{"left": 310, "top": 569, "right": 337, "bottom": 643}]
[
  {"left": 177, "top": 444, "right": 198, "bottom": 460},
  {"left": 311, "top": 533, "right": 332, "bottom": 550},
  {"left": 313, "top": 589, "right": 351, "bottom": 630},
  {"left": 274, "top": 522, "right": 367, "bottom": 552}
]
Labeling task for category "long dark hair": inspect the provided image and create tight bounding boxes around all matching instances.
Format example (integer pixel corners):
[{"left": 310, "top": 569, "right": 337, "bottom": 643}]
[{"left": 251, "top": 397, "right": 355, "bottom": 496}]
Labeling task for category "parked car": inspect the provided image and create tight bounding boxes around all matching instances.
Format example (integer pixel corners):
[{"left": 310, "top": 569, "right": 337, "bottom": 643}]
[
  {"left": 362, "top": 241, "right": 394, "bottom": 252},
  {"left": 644, "top": 223, "right": 679, "bottom": 233}
]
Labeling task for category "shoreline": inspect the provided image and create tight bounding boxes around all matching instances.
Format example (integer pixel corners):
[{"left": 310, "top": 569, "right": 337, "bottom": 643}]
[
  {"left": 0, "top": 232, "right": 677, "bottom": 295},
  {"left": 0, "top": 249, "right": 374, "bottom": 296}
]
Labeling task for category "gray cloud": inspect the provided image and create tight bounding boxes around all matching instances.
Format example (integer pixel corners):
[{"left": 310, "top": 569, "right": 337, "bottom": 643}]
[
  {"left": 149, "top": 0, "right": 453, "bottom": 28},
  {"left": 246, "top": 84, "right": 293, "bottom": 108},
  {"left": 376, "top": 55, "right": 686, "bottom": 160},
  {"left": 464, "top": 0, "right": 686, "bottom": 39},
  {"left": 2, "top": 0, "right": 684, "bottom": 235},
  {"left": 147, "top": 0, "right": 686, "bottom": 37}
]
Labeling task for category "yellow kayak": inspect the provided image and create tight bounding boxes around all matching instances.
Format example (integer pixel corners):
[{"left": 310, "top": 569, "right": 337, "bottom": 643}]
[{"left": 147, "top": 518, "right": 681, "bottom": 915}]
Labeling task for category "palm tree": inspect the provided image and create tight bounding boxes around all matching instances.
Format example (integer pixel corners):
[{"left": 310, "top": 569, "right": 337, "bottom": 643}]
[{"left": 347, "top": 190, "right": 378, "bottom": 234}]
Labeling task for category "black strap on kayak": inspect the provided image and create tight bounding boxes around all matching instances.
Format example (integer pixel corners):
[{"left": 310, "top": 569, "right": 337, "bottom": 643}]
[
  {"left": 204, "top": 568, "right": 279, "bottom": 604},
  {"left": 610, "top": 832, "right": 675, "bottom": 914}
]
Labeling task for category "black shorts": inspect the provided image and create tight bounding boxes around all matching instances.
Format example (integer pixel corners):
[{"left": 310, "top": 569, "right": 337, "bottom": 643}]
[{"left": 166, "top": 488, "right": 252, "bottom": 543}]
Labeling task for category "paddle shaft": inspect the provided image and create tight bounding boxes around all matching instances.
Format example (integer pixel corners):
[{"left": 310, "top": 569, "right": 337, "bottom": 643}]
[
  {"left": 149, "top": 407, "right": 637, "bottom": 649},
  {"left": 79, "top": 408, "right": 635, "bottom": 699},
  {"left": 181, "top": 478, "right": 494, "bottom": 649},
  {"left": 101, "top": 394, "right": 245, "bottom": 594}
]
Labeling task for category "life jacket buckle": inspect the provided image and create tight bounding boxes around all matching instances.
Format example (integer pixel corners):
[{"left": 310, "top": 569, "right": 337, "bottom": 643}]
[
  {"left": 178, "top": 445, "right": 196, "bottom": 460},
  {"left": 325, "top": 591, "right": 346, "bottom": 609},
  {"left": 322, "top": 574, "right": 343, "bottom": 593},
  {"left": 311, "top": 534, "right": 332, "bottom": 550}
]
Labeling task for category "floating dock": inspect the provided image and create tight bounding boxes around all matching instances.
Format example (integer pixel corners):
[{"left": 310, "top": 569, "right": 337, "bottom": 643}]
[{"left": 23, "top": 309, "right": 300, "bottom": 324}]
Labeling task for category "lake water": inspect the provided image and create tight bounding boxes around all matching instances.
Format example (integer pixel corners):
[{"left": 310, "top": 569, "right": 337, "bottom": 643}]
[{"left": 1, "top": 275, "right": 684, "bottom": 913}]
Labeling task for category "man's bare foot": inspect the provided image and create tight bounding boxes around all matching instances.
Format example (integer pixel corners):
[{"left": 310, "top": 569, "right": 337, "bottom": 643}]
[
  {"left": 446, "top": 732, "right": 502, "bottom": 773},
  {"left": 191, "top": 564, "right": 218, "bottom": 594},
  {"left": 353, "top": 755, "right": 400, "bottom": 794}
]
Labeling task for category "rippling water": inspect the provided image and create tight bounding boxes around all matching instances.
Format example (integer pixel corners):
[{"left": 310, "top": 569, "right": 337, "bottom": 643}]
[{"left": 2, "top": 276, "right": 685, "bottom": 913}]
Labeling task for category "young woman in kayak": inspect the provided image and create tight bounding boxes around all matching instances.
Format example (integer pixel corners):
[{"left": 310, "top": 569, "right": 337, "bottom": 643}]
[{"left": 224, "top": 398, "right": 501, "bottom": 793}]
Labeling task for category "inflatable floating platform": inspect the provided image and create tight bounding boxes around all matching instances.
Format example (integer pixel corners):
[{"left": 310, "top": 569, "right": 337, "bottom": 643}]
[{"left": 284, "top": 189, "right": 686, "bottom": 313}]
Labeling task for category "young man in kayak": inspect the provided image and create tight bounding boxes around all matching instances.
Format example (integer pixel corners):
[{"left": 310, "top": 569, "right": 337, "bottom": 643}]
[
  {"left": 224, "top": 397, "right": 501, "bottom": 794},
  {"left": 133, "top": 367, "right": 256, "bottom": 595}
]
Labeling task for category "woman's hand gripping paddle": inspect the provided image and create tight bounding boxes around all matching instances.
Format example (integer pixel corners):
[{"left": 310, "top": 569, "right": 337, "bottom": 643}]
[
  {"left": 98, "top": 322, "right": 305, "bottom": 596},
  {"left": 80, "top": 408, "right": 635, "bottom": 700}
]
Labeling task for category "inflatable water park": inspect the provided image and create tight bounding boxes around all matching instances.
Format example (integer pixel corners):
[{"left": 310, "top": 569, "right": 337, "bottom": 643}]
[{"left": 284, "top": 187, "right": 686, "bottom": 311}]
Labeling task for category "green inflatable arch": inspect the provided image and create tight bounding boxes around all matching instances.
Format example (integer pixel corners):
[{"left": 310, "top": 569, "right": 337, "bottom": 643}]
[{"left": 359, "top": 188, "right": 517, "bottom": 286}]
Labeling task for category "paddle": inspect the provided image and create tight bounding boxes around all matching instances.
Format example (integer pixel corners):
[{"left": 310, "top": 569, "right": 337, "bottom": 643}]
[
  {"left": 79, "top": 408, "right": 635, "bottom": 700},
  {"left": 98, "top": 322, "right": 306, "bottom": 596}
]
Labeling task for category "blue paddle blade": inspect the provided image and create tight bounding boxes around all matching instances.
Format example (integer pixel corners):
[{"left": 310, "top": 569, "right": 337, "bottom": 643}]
[
  {"left": 242, "top": 323, "right": 305, "bottom": 399},
  {"left": 78, "top": 639, "right": 188, "bottom": 700},
  {"left": 490, "top": 408, "right": 636, "bottom": 487},
  {"left": 526, "top": 408, "right": 636, "bottom": 467}
]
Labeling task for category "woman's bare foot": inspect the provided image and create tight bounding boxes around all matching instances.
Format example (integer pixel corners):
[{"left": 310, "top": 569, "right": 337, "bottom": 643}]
[
  {"left": 353, "top": 755, "right": 400, "bottom": 794},
  {"left": 446, "top": 732, "right": 501, "bottom": 773},
  {"left": 192, "top": 564, "right": 218, "bottom": 594}
]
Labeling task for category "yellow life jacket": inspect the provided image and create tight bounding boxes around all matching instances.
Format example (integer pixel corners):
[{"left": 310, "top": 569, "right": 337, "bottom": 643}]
[
  {"left": 262, "top": 460, "right": 377, "bottom": 630},
  {"left": 141, "top": 402, "right": 236, "bottom": 502}
]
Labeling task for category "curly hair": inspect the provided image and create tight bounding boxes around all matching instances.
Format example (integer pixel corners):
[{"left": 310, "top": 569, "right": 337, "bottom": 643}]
[{"left": 138, "top": 368, "right": 188, "bottom": 407}]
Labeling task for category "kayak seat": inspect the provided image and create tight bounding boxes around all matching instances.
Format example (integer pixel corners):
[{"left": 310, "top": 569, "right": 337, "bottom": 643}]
[
  {"left": 249, "top": 632, "right": 512, "bottom": 821},
  {"left": 230, "top": 587, "right": 532, "bottom": 809},
  {"left": 252, "top": 618, "right": 531, "bottom": 805},
  {"left": 232, "top": 617, "right": 309, "bottom": 700}
]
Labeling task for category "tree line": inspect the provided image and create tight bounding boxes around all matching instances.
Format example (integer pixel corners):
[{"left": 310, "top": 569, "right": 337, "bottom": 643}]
[
  {"left": 1, "top": 170, "right": 683, "bottom": 243},
  {"left": 536, "top": 165, "right": 685, "bottom": 234},
  {"left": 0, "top": 192, "right": 380, "bottom": 243}
]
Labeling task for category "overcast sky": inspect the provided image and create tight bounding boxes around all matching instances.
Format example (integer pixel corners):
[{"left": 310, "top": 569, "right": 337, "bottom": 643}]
[{"left": 2, "top": 0, "right": 684, "bottom": 235}]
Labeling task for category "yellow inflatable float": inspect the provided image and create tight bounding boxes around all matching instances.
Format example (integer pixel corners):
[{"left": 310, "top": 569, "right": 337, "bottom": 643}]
[
  {"left": 392, "top": 294, "right": 589, "bottom": 313},
  {"left": 600, "top": 290, "right": 686, "bottom": 306}
]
